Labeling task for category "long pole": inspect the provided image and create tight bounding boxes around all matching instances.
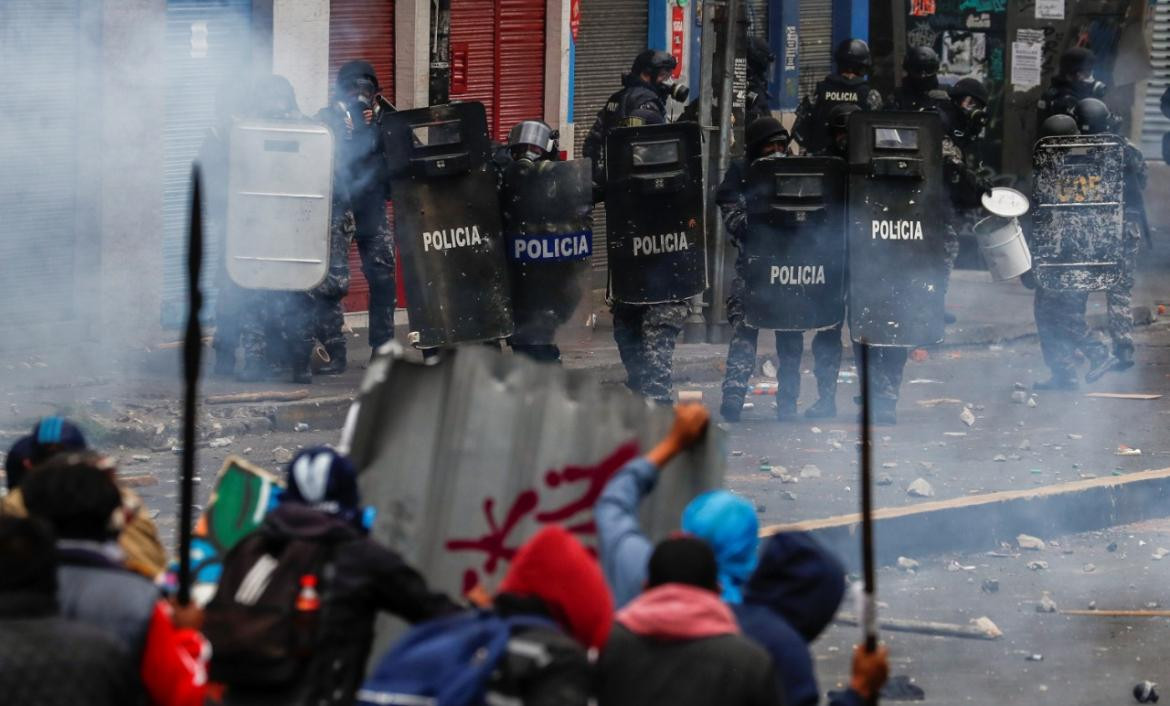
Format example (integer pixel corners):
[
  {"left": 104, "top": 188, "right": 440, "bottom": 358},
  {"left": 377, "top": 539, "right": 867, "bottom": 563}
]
[
  {"left": 177, "top": 164, "right": 204, "bottom": 606},
  {"left": 858, "top": 341, "right": 878, "bottom": 658},
  {"left": 708, "top": 0, "right": 740, "bottom": 338}
]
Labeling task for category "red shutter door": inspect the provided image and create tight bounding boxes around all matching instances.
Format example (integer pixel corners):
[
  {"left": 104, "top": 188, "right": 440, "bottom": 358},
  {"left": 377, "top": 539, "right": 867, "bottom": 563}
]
[
  {"left": 450, "top": 0, "right": 546, "bottom": 141},
  {"left": 328, "top": 0, "right": 402, "bottom": 313}
]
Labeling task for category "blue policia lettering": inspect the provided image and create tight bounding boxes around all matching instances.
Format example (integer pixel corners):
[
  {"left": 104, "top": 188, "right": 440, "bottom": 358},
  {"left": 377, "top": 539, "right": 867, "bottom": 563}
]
[{"left": 509, "top": 230, "right": 593, "bottom": 262}]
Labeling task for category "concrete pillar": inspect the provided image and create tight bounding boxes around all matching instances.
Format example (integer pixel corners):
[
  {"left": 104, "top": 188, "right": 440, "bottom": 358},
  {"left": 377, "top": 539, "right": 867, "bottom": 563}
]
[
  {"left": 272, "top": 0, "right": 330, "bottom": 116},
  {"left": 545, "top": 0, "right": 573, "bottom": 152},
  {"left": 396, "top": 0, "right": 431, "bottom": 109}
]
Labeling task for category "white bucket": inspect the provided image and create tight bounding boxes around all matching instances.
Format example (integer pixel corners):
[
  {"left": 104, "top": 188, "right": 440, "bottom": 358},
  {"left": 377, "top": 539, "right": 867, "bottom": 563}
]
[{"left": 973, "top": 214, "right": 1032, "bottom": 281}]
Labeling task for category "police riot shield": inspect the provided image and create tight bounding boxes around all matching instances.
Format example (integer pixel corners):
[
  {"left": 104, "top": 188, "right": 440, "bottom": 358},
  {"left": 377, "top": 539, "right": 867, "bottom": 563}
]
[
  {"left": 225, "top": 120, "right": 333, "bottom": 290},
  {"left": 501, "top": 158, "right": 594, "bottom": 345},
  {"left": 1031, "top": 135, "right": 1125, "bottom": 291},
  {"left": 605, "top": 122, "right": 706, "bottom": 304},
  {"left": 382, "top": 102, "right": 512, "bottom": 347},
  {"left": 742, "top": 156, "right": 847, "bottom": 331},
  {"left": 847, "top": 112, "right": 947, "bottom": 347}
]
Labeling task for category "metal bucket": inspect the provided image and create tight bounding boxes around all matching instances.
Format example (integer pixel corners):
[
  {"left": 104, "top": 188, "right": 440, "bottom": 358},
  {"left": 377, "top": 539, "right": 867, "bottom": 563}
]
[{"left": 975, "top": 187, "right": 1033, "bottom": 281}]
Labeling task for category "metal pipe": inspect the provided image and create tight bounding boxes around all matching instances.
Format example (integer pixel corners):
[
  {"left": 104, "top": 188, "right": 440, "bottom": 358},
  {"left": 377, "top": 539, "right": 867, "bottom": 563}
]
[{"left": 708, "top": 0, "right": 740, "bottom": 336}]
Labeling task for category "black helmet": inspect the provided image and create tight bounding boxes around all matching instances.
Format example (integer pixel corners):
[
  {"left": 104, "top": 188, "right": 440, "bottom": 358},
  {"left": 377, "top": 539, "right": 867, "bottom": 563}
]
[
  {"left": 834, "top": 38, "right": 872, "bottom": 72},
  {"left": 1039, "top": 114, "right": 1080, "bottom": 139},
  {"left": 632, "top": 50, "right": 677, "bottom": 77},
  {"left": 745, "top": 116, "right": 789, "bottom": 152},
  {"left": 1073, "top": 97, "right": 1112, "bottom": 134},
  {"left": 748, "top": 37, "right": 775, "bottom": 74},
  {"left": 903, "top": 46, "right": 940, "bottom": 78},
  {"left": 1059, "top": 47, "right": 1095, "bottom": 78},
  {"left": 253, "top": 74, "right": 299, "bottom": 119},
  {"left": 949, "top": 78, "right": 989, "bottom": 107},
  {"left": 336, "top": 60, "right": 379, "bottom": 91},
  {"left": 827, "top": 103, "right": 861, "bottom": 131}
]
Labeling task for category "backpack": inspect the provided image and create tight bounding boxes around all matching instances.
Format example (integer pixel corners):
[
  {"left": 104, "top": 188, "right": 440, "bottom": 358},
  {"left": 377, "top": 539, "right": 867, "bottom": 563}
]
[
  {"left": 355, "top": 610, "right": 557, "bottom": 706},
  {"left": 203, "top": 532, "right": 335, "bottom": 687}
]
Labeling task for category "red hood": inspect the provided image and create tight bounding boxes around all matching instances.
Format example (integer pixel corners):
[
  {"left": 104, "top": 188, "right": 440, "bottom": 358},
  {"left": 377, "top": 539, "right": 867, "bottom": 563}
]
[
  {"left": 616, "top": 583, "right": 740, "bottom": 640},
  {"left": 499, "top": 525, "right": 614, "bottom": 650}
]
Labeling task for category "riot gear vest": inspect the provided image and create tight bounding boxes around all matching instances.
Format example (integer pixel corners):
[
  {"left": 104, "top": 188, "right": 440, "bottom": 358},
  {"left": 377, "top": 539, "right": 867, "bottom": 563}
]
[
  {"left": 888, "top": 83, "right": 949, "bottom": 113},
  {"left": 794, "top": 74, "right": 882, "bottom": 153},
  {"left": 583, "top": 77, "right": 668, "bottom": 189}
]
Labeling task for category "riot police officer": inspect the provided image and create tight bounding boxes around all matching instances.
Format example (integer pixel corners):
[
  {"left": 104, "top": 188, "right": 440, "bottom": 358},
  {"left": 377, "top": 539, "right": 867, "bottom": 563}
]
[
  {"left": 316, "top": 60, "right": 398, "bottom": 370},
  {"left": 582, "top": 49, "right": 689, "bottom": 195},
  {"left": 1074, "top": 97, "right": 1147, "bottom": 371},
  {"left": 746, "top": 37, "right": 775, "bottom": 124},
  {"left": 1036, "top": 48, "right": 1107, "bottom": 126},
  {"left": 887, "top": 46, "right": 949, "bottom": 112},
  {"left": 793, "top": 38, "right": 884, "bottom": 154}
]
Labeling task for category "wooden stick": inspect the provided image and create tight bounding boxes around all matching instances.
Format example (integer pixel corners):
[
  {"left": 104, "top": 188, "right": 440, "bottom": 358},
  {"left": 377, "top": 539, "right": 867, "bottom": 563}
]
[
  {"left": 1086, "top": 393, "right": 1162, "bottom": 400},
  {"left": 835, "top": 613, "right": 1001, "bottom": 640},
  {"left": 1061, "top": 610, "right": 1170, "bottom": 617},
  {"left": 205, "top": 389, "right": 311, "bottom": 405}
]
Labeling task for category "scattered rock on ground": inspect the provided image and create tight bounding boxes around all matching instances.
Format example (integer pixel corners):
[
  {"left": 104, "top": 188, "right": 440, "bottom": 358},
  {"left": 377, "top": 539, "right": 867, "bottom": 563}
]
[
  {"left": 897, "top": 556, "right": 920, "bottom": 572},
  {"left": 1036, "top": 592, "right": 1058, "bottom": 613},
  {"left": 876, "top": 473, "right": 894, "bottom": 486},
  {"left": 959, "top": 408, "right": 976, "bottom": 427},
  {"left": 907, "top": 478, "right": 935, "bottom": 497},
  {"left": 800, "top": 464, "right": 822, "bottom": 479},
  {"left": 272, "top": 446, "right": 294, "bottom": 464},
  {"left": 1017, "top": 534, "right": 1046, "bottom": 551}
]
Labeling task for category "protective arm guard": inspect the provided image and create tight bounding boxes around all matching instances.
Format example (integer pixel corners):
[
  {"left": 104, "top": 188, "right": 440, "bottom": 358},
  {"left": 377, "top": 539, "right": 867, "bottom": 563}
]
[
  {"left": 582, "top": 108, "right": 608, "bottom": 198},
  {"left": 792, "top": 95, "right": 815, "bottom": 148}
]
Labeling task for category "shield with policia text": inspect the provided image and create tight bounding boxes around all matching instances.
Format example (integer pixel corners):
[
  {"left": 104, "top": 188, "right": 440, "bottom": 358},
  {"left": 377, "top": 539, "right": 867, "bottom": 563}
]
[
  {"left": 605, "top": 122, "right": 706, "bottom": 304},
  {"left": 743, "top": 155, "right": 847, "bottom": 330},
  {"left": 847, "top": 111, "right": 947, "bottom": 347},
  {"left": 225, "top": 119, "right": 334, "bottom": 290},
  {"left": 501, "top": 158, "right": 594, "bottom": 345},
  {"left": 1030, "top": 134, "right": 1125, "bottom": 292},
  {"left": 381, "top": 102, "right": 512, "bottom": 347}
]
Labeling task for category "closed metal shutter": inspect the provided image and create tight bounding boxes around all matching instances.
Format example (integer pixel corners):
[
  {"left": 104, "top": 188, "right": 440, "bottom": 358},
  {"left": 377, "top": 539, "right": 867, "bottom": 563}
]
[
  {"left": 745, "top": 0, "right": 769, "bottom": 41},
  {"left": 572, "top": 0, "right": 648, "bottom": 277},
  {"left": 328, "top": 0, "right": 396, "bottom": 313},
  {"left": 1141, "top": 1, "right": 1170, "bottom": 159},
  {"left": 798, "top": 0, "right": 832, "bottom": 98},
  {"left": 162, "top": 0, "right": 253, "bottom": 327},
  {"left": 0, "top": 1, "right": 80, "bottom": 325},
  {"left": 450, "top": 0, "right": 546, "bottom": 141}
]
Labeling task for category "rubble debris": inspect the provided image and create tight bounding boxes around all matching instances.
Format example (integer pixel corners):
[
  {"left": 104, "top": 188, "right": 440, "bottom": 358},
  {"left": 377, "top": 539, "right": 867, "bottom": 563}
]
[
  {"left": 677, "top": 390, "right": 703, "bottom": 402},
  {"left": 959, "top": 408, "right": 976, "bottom": 427},
  {"left": 1107, "top": 542, "right": 1119, "bottom": 552},
  {"left": 943, "top": 431, "right": 967, "bottom": 437},
  {"left": 731, "top": 450, "right": 744, "bottom": 457},
  {"left": 908, "top": 379, "right": 943, "bottom": 384},
  {"left": 755, "top": 502, "right": 766, "bottom": 514},
  {"left": 1018, "top": 439, "right": 1031, "bottom": 450},
  {"left": 881, "top": 462, "right": 898, "bottom": 469},
  {"left": 131, "top": 454, "right": 151, "bottom": 463},
  {"left": 768, "top": 465, "right": 789, "bottom": 479},
  {"left": 971, "top": 617, "right": 1003, "bottom": 639},
  {"left": 1117, "top": 445, "right": 1143, "bottom": 456},
  {"left": 1017, "top": 534, "right": 1045, "bottom": 551},
  {"left": 781, "top": 491, "right": 797, "bottom": 501},
  {"left": 946, "top": 561, "right": 975, "bottom": 572},
  {"left": 761, "top": 359, "right": 777, "bottom": 378},
  {"left": 1083, "top": 563, "right": 1097, "bottom": 573},
  {"left": 876, "top": 473, "right": 894, "bottom": 486},
  {"left": 897, "top": 556, "right": 920, "bottom": 572},
  {"left": 835, "top": 614, "right": 1001, "bottom": 640},
  {"left": 1037, "top": 592, "right": 1058, "bottom": 613},
  {"left": 1027, "top": 561, "right": 1049, "bottom": 571},
  {"left": 910, "top": 348, "right": 929, "bottom": 362},
  {"left": 752, "top": 382, "right": 778, "bottom": 396},
  {"left": 906, "top": 478, "right": 935, "bottom": 497},
  {"left": 294, "top": 422, "right": 310, "bottom": 432},
  {"left": 917, "top": 398, "right": 962, "bottom": 407},
  {"left": 119, "top": 474, "right": 158, "bottom": 488},
  {"left": 1027, "top": 396, "right": 1038, "bottom": 408},
  {"left": 1134, "top": 681, "right": 1160, "bottom": 704},
  {"left": 993, "top": 454, "right": 1007, "bottom": 462},
  {"left": 1153, "top": 548, "right": 1170, "bottom": 560},
  {"left": 208, "top": 437, "right": 232, "bottom": 449},
  {"left": 272, "top": 446, "right": 294, "bottom": 464},
  {"left": 1088, "top": 601, "right": 1097, "bottom": 610},
  {"left": 1026, "top": 654, "right": 1043, "bottom": 662},
  {"left": 799, "top": 464, "right": 822, "bottom": 479},
  {"left": 206, "top": 389, "right": 310, "bottom": 404},
  {"left": 742, "top": 402, "right": 755, "bottom": 410},
  {"left": 981, "top": 579, "right": 1000, "bottom": 593},
  {"left": 810, "top": 426, "right": 822, "bottom": 434},
  {"left": 1010, "top": 390, "right": 1028, "bottom": 404},
  {"left": 1067, "top": 433, "right": 1083, "bottom": 440}
]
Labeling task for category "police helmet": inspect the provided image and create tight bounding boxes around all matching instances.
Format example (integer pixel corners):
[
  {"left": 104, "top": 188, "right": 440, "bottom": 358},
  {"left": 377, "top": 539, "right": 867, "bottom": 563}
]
[
  {"left": 1039, "top": 114, "right": 1079, "bottom": 139},
  {"left": 632, "top": 50, "right": 678, "bottom": 77},
  {"left": 336, "top": 60, "right": 379, "bottom": 91},
  {"left": 949, "top": 78, "right": 989, "bottom": 108},
  {"left": 1072, "top": 97, "right": 1112, "bottom": 135},
  {"left": 745, "top": 116, "right": 789, "bottom": 153},
  {"left": 748, "top": 37, "right": 776, "bottom": 74},
  {"left": 508, "top": 120, "right": 553, "bottom": 152},
  {"left": 834, "top": 39, "right": 872, "bottom": 72},
  {"left": 827, "top": 103, "right": 862, "bottom": 132},
  {"left": 1059, "top": 47, "right": 1095, "bottom": 78},
  {"left": 903, "top": 46, "right": 940, "bottom": 78}
]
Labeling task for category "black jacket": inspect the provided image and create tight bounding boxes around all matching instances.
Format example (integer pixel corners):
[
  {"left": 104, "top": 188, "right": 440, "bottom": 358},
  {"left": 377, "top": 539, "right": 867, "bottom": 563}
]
[
  {"left": 793, "top": 74, "right": 883, "bottom": 152},
  {"left": 582, "top": 75, "right": 668, "bottom": 191},
  {"left": 488, "top": 594, "right": 592, "bottom": 706},
  {"left": 0, "top": 592, "right": 135, "bottom": 706},
  {"left": 317, "top": 98, "right": 392, "bottom": 204}
]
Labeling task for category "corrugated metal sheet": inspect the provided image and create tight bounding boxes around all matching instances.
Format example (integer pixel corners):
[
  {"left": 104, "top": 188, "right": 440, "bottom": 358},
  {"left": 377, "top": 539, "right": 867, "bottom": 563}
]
[
  {"left": 344, "top": 344, "right": 725, "bottom": 607},
  {"left": 329, "top": 0, "right": 397, "bottom": 312},
  {"left": 450, "top": 1, "right": 499, "bottom": 134},
  {"left": 1141, "top": 1, "right": 1170, "bottom": 160},
  {"left": 798, "top": 0, "right": 832, "bottom": 99},
  {"left": 0, "top": 0, "right": 80, "bottom": 324},
  {"left": 572, "top": 0, "right": 648, "bottom": 277},
  {"left": 745, "top": 0, "right": 769, "bottom": 40},
  {"left": 162, "top": 0, "right": 253, "bottom": 327}
]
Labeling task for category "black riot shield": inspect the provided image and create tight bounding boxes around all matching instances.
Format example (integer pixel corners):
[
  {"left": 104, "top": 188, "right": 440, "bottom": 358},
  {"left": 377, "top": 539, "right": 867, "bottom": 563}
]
[
  {"left": 605, "top": 122, "right": 706, "bottom": 304},
  {"left": 847, "top": 111, "right": 947, "bottom": 347},
  {"left": 742, "top": 156, "right": 847, "bottom": 331},
  {"left": 1031, "top": 135, "right": 1125, "bottom": 291},
  {"left": 501, "top": 158, "right": 594, "bottom": 345},
  {"left": 381, "top": 102, "right": 512, "bottom": 348}
]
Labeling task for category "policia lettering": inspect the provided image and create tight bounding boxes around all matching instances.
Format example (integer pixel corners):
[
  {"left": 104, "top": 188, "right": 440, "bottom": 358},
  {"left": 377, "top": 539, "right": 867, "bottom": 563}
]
[
  {"left": 631, "top": 232, "right": 691, "bottom": 256},
  {"left": 871, "top": 220, "right": 924, "bottom": 240},
  {"left": 770, "top": 265, "right": 826, "bottom": 285},
  {"left": 422, "top": 226, "right": 484, "bottom": 252}
]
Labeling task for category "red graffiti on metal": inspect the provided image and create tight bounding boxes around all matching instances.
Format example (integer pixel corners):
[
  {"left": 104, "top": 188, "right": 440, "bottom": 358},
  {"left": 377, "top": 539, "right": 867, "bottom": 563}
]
[{"left": 447, "top": 441, "right": 640, "bottom": 594}]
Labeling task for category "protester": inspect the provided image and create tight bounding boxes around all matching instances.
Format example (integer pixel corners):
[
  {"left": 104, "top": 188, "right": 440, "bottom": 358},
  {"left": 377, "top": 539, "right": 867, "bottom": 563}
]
[
  {"left": 205, "top": 446, "right": 458, "bottom": 706},
  {"left": 595, "top": 535, "right": 781, "bottom": 706},
  {"left": 359, "top": 525, "right": 607, "bottom": 706},
  {"left": 21, "top": 453, "right": 214, "bottom": 706},
  {"left": 596, "top": 402, "right": 889, "bottom": 705},
  {"left": 1, "top": 417, "right": 167, "bottom": 579},
  {"left": 0, "top": 514, "right": 136, "bottom": 704}
]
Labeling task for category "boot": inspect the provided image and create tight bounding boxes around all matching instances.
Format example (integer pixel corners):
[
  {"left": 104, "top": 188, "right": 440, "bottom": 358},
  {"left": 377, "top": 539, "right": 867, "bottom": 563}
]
[
  {"left": 317, "top": 342, "right": 348, "bottom": 375},
  {"left": 1034, "top": 373, "right": 1079, "bottom": 391},
  {"left": 873, "top": 398, "right": 898, "bottom": 426},
  {"left": 776, "top": 398, "right": 797, "bottom": 422},
  {"left": 1113, "top": 344, "right": 1135, "bottom": 372},
  {"left": 1085, "top": 353, "right": 1118, "bottom": 384},
  {"left": 291, "top": 360, "right": 312, "bottom": 384},
  {"left": 720, "top": 399, "right": 743, "bottom": 423},
  {"left": 804, "top": 396, "right": 837, "bottom": 419}
]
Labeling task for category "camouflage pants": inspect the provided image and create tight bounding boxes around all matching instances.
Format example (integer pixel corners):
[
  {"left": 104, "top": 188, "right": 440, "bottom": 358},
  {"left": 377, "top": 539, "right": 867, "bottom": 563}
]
[
  {"left": 852, "top": 343, "right": 909, "bottom": 402},
  {"left": 721, "top": 277, "right": 843, "bottom": 407},
  {"left": 1034, "top": 287, "right": 1108, "bottom": 377},
  {"left": 313, "top": 208, "right": 356, "bottom": 355},
  {"left": 239, "top": 290, "right": 314, "bottom": 369},
  {"left": 612, "top": 301, "right": 690, "bottom": 403},
  {"left": 352, "top": 194, "right": 398, "bottom": 349},
  {"left": 1106, "top": 222, "right": 1141, "bottom": 356}
]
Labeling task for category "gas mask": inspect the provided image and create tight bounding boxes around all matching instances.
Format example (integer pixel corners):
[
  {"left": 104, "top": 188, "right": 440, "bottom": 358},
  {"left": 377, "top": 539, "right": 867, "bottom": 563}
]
[
  {"left": 963, "top": 105, "right": 988, "bottom": 138},
  {"left": 1079, "top": 77, "right": 1107, "bottom": 100},
  {"left": 656, "top": 78, "right": 690, "bottom": 103},
  {"left": 511, "top": 144, "right": 547, "bottom": 163},
  {"left": 905, "top": 73, "right": 939, "bottom": 94}
]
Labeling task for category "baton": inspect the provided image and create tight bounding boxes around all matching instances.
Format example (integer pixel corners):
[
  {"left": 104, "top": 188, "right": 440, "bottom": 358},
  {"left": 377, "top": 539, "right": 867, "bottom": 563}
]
[
  {"left": 857, "top": 342, "right": 878, "bottom": 657},
  {"left": 177, "top": 164, "right": 204, "bottom": 606}
]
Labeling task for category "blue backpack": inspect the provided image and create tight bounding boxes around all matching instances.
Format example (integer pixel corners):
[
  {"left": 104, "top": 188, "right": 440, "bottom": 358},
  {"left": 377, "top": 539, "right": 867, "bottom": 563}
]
[{"left": 356, "top": 610, "right": 558, "bottom": 706}]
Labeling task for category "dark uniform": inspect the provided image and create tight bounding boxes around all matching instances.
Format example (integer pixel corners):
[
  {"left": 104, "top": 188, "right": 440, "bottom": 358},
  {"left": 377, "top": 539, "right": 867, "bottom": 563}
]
[
  {"left": 886, "top": 46, "right": 950, "bottom": 113},
  {"left": 584, "top": 50, "right": 691, "bottom": 403},
  {"left": 1036, "top": 48, "right": 1107, "bottom": 126},
  {"left": 745, "top": 37, "right": 775, "bottom": 124},
  {"left": 793, "top": 39, "right": 884, "bottom": 154},
  {"left": 938, "top": 79, "right": 993, "bottom": 298},
  {"left": 316, "top": 60, "right": 398, "bottom": 367}
]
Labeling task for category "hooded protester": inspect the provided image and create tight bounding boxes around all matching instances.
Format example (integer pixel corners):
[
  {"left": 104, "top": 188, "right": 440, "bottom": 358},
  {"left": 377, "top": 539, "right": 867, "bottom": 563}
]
[
  {"left": 1, "top": 417, "right": 167, "bottom": 580},
  {"left": 0, "top": 515, "right": 136, "bottom": 706},
  {"left": 596, "top": 536, "right": 781, "bottom": 706},
  {"left": 21, "top": 453, "right": 213, "bottom": 706},
  {"left": 206, "top": 446, "right": 458, "bottom": 706}
]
